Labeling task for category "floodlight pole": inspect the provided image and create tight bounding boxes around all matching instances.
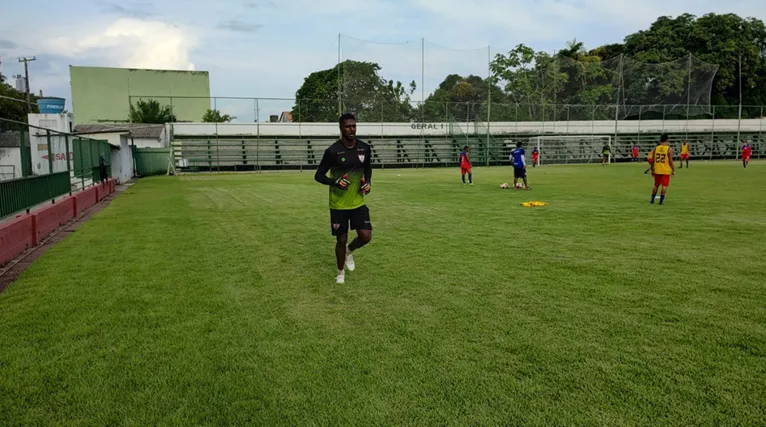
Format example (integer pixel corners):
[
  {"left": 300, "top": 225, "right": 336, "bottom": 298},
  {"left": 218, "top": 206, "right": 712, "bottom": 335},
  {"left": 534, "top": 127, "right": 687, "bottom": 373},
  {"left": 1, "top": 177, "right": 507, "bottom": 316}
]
[
  {"left": 686, "top": 53, "right": 693, "bottom": 140},
  {"left": 338, "top": 33, "right": 342, "bottom": 116},
  {"left": 421, "top": 37, "right": 425, "bottom": 113},
  {"left": 737, "top": 54, "right": 742, "bottom": 143},
  {"left": 612, "top": 54, "right": 624, "bottom": 163},
  {"left": 486, "top": 45, "right": 491, "bottom": 166}
]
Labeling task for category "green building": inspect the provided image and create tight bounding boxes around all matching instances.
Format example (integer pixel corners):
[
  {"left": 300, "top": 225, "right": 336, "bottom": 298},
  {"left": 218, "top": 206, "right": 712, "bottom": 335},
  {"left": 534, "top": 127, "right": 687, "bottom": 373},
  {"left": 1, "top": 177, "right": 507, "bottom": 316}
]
[{"left": 69, "top": 66, "right": 211, "bottom": 125}]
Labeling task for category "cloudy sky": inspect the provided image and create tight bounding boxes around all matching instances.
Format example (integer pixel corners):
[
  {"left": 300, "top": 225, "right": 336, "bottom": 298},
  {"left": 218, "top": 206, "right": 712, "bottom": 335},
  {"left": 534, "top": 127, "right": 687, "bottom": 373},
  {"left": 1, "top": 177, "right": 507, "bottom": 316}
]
[{"left": 1, "top": 0, "right": 765, "bottom": 120}]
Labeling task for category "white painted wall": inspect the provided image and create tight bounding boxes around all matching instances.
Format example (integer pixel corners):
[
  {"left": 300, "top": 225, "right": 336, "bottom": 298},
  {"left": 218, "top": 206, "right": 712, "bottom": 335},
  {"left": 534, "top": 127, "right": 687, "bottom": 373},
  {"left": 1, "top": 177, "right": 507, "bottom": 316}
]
[
  {"left": 0, "top": 147, "right": 21, "bottom": 180},
  {"left": 112, "top": 135, "right": 134, "bottom": 184},
  {"left": 26, "top": 113, "right": 75, "bottom": 175},
  {"left": 170, "top": 118, "right": 766, "bottom": 138}
]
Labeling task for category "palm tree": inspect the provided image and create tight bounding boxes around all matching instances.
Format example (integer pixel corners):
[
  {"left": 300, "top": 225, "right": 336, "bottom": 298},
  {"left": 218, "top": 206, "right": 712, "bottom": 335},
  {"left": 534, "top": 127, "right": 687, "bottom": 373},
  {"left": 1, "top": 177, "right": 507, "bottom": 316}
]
[{"left": 559, "top": 38, "right": 586, "bottom": 60}]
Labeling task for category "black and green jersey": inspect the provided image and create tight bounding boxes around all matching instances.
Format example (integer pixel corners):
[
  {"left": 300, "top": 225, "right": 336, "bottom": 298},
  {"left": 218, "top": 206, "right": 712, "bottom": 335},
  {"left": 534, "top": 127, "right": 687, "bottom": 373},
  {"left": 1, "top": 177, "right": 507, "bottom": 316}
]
[
  {"left": 314, "top": 139, "right": 372, "bottom": 210},
  {"left": 602, "top": 144, "right": 610, "bottom": 154}
]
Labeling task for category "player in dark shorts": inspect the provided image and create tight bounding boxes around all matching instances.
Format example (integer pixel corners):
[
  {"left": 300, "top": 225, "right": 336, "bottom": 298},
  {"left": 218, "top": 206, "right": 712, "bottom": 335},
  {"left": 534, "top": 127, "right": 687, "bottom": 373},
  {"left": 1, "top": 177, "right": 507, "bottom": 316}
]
[
  {"left": 314, "top": 113, "right": 373, "bottom": 284},
  {"left": 601, "top": 143, "right": 610, "bottom": 165},
  {"left": 510, "top": 142, "right": 530, "bottom": 190}
]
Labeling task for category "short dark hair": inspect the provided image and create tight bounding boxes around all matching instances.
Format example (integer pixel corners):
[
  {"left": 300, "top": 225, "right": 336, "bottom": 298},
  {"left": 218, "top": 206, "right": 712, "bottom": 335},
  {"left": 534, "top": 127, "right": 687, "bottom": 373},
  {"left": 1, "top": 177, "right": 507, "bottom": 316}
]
[
  {"left": 339, "top": 113, "right": 356, "bottom": 124},
  {"left": 463, "top": 145, "right": 469, "bottom": 150},
  {"left": 516, "top": 141, "right": 523, "bottom": 148},
  {"left": 660, "top": 134, "right": 669, "bottom": 142}
]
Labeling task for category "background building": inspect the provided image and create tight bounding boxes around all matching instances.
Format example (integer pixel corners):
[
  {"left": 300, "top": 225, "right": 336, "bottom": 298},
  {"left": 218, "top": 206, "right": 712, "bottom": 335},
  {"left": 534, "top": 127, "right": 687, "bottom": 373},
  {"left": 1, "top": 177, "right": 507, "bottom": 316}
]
[{"left": 69, "top": 66, "right": 211, "bottom": 125}]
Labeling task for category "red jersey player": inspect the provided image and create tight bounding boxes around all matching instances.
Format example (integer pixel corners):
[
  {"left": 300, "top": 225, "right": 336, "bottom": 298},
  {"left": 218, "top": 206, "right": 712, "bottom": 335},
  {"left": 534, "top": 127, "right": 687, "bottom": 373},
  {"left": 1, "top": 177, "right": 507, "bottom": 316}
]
[
  {"left": 459, "top": 145, "right": 473, "bottom": 184},
  {"left": 532, "top": 147, "right": 540, "bottom": 167},
  {"left": 742, "top": 141, "right": 752, "bottom": 169},
  {"left": 632, "top": 144, "right": 639, "bottom": 162}
]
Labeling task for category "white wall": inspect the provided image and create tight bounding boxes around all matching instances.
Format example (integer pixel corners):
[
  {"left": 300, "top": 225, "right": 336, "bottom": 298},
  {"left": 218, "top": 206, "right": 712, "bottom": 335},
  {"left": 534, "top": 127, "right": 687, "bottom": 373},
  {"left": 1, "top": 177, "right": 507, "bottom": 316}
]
[
  {"left": 0, "top": 147, "right": 22, "bottom": 180},
  {"left": 169, "top": 118, "right": 766, "bottom": 138},
  {"left": 26, "top": 113, "right": 74, "bottom": 175},
  {"left": 111, "top": 135, "right": 134, "bottom": 184}
]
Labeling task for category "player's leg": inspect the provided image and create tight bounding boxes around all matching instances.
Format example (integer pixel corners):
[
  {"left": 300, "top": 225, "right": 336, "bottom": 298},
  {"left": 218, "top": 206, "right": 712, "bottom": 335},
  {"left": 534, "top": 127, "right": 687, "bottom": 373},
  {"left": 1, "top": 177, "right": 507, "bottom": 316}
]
[
  {"left": 468, "top": 167, "right": 473, "bottom": 184},
  {"left": 335, "top": 233, "right": 348, "bottom": 282},
  {"left": 461, "top": 167, "right": 466, "bottom": 184},
  {"left": 330, "top": 209, "right": 350, "bottom": 283},
  {"left": 651, "top": 176, "right": 660, "bottom": 204},
  {"left": 346, "top": 206, "right": 373, "bottom": 272},
  {"left": 659, "top": 175, "right": 669, "bottom": 205}
]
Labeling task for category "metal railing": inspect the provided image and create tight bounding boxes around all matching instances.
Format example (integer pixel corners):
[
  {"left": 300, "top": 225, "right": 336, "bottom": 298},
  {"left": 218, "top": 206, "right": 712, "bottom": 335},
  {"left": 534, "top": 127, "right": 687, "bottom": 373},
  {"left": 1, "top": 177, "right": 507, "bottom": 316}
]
[
  {"left": 0, "top": 171, "right": 71, "bottom": 218},
  {"left": 0, "top": 117, "right": 112, "bottom": 219}
]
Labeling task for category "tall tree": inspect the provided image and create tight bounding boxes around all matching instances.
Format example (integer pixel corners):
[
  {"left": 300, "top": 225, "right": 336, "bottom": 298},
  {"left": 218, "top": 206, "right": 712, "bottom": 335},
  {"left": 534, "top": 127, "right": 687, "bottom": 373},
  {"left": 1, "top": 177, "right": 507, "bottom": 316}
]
[
  {"left": 420, "top": 74, "right": 507, "bottom": 121},
  {"left": 202, "top": 109, "right": 234, "bottom": 123},
  {"left": 291, "top": 60, "right": 416, "bottom": 122},
  {"left": 0, "top": 71, "right": 40, "bottom": 128},
  {"left": 620, "top": 13, "right": 766, "bottom": 111},
  {"left": 128, "top": 99, "right": 177, "bottom": 123}
]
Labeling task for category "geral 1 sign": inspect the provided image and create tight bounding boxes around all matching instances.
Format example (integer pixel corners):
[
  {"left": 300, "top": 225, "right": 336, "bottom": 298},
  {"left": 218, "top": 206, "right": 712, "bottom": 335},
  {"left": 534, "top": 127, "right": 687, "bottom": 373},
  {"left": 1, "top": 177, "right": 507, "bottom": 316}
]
[{"left": 410, "top": 123, "right": 445, "bottom": 130}]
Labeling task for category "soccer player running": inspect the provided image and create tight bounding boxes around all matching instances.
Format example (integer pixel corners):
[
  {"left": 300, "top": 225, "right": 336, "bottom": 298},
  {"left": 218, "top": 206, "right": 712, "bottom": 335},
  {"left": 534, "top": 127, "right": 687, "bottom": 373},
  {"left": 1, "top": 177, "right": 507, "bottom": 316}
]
[
  {"left": 679, "top": 140, "right": 690, "bottom": 168},
  {"left": 459, "top": 145, "right": 473, "bottom": 184},
  {"left": 510, "top": 142, "right": 530, "bottom": 190},
  {"left": 314, "top": 113, "right": 373, "bottom": 284},
  {"left": 532, "top": 146, "right": 540, "bottom": 167},
  {"left": 648, "top": 134, "right": 675, "bottom": 205},
  {"left": 601, "top": 143, "right": 610, "bottom": 165},
  {"left": 742, "top": 140, "right": 752, "bottom": 169}
]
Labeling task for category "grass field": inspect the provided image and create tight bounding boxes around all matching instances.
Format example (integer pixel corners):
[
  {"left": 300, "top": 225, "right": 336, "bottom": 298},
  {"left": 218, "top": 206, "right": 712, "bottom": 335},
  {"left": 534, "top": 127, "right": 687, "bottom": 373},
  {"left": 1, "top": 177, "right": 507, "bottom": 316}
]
[{"left": 1, "top": 160, "right": 765, "bottom": 425}]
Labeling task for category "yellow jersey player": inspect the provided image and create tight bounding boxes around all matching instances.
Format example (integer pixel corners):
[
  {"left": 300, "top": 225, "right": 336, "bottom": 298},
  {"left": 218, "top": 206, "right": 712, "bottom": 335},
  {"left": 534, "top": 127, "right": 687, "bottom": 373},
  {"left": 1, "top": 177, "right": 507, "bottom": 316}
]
[
  {"left": 648, "top": 134, "right": 675, "bottom": 205},
  {"left": 679, "top": 140, "right": 690, "bottom": 168}
]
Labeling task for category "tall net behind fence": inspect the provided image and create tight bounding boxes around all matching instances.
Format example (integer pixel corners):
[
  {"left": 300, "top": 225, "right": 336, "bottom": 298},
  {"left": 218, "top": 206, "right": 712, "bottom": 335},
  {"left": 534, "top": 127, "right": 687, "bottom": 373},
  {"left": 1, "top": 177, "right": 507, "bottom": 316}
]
[
  {"left": 423, "top": 42, "right": 489, "bottom": 124},
  {"left": 340, "top": 35, "right": 422, "bottom": 126},
  {"left": 620, "top": 54, "right": 718, "bottom": 119}
]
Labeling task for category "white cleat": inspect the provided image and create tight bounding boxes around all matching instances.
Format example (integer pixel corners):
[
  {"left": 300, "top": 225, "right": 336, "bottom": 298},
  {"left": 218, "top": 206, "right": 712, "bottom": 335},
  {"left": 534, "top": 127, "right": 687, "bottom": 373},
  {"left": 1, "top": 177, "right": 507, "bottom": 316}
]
[
  {"left": 336, "top": 272, "right": 345, "bottom": 284},
  {"left": 345, "top": 251, "right": 355, "bottom": 271}
]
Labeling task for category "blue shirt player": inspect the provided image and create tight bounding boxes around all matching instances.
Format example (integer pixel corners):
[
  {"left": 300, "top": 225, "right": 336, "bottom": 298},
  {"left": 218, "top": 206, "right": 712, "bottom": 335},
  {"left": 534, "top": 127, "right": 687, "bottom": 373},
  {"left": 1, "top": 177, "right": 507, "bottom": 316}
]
[{"left": 510, "top": 142, "right": 530, "bottom": 190}]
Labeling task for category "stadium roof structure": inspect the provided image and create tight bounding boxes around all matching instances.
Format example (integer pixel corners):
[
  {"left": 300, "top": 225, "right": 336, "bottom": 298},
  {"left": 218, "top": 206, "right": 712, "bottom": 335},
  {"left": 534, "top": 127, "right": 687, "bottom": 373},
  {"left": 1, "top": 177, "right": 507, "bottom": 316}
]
[{"left": 72, "top": 123, "right": 165, "bottom": 139}]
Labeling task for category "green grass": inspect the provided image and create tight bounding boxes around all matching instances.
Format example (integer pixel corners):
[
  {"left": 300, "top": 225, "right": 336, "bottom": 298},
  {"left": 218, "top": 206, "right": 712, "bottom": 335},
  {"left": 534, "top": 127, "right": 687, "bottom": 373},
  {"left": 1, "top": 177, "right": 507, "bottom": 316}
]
[{"left": 1, "top": 160, "right": 765, "bottom": 426}]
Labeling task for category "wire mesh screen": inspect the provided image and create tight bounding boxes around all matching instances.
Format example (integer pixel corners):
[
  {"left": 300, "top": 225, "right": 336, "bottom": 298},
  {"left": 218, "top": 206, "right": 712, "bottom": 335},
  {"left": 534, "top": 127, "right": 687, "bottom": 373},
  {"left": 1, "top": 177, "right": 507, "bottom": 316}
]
[
  {"left": 621, "top": 54, "right": 718, "bottom": 118},
  {"left": 339, "top": 35, "right": 717, "bottom": 123},
  {"left": 339, "top": 35, "right": 421, "bottom": 123}
]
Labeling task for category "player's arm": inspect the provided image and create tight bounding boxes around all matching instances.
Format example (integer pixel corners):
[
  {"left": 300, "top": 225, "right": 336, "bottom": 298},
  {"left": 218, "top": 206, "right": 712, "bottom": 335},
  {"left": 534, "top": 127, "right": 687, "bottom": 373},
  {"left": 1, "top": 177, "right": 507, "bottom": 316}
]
[
  {"left": 363, "top": 146, "right": 372, "bottom": 183},
  {"left": 360, "top": 145, "right": 372, "bottom": 194},
  {"left": 315, "top": 149, "right": 350, "bottom": 189},
  {"left": 314, "top": 149, "right": 335, "bottom": 185}
]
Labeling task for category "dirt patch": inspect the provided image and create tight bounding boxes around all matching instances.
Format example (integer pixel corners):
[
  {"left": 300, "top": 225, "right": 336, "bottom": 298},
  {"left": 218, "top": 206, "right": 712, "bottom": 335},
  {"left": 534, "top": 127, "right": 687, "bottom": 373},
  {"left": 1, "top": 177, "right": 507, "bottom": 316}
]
[{"left": 0, "top": 182, "right": 133, "bottom": 294}]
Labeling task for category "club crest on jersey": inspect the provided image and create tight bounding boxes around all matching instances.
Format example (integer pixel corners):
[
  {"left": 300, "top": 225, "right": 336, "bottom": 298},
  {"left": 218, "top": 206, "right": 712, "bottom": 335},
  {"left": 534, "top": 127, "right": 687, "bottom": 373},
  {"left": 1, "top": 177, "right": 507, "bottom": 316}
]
[
  {"left": 358, "top": 154, "right": 365, "bottom": 163},
  {"left": 332, "top": 223, "right": 340, "bottom": 230}
]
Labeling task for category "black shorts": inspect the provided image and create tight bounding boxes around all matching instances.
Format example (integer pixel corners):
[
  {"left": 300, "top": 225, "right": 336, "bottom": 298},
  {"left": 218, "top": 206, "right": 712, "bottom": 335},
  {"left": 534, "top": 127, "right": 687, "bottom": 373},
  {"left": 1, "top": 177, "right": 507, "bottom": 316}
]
[
  {"left": 330, "top": 205, "right": 372, "bottom": 236},
  {"left": 514, "top": 167, "right": 526, "bottom": 179}
]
